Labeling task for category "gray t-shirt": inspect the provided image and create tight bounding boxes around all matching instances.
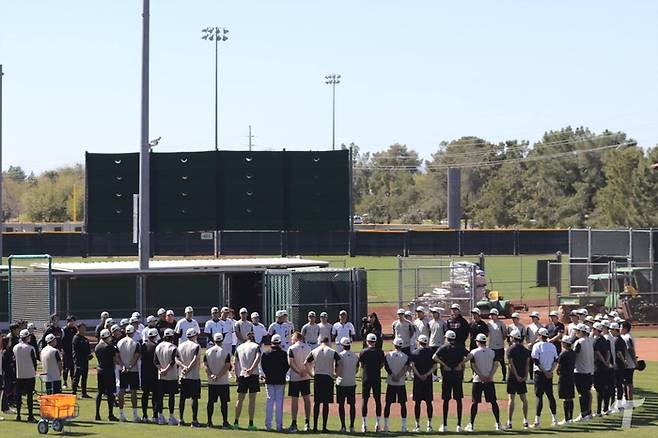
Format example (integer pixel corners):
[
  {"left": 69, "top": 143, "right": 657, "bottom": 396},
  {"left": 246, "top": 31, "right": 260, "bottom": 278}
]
[
  {"left": 429, "top": 319, "right": 445, "bottom": 347},
  {"left": 235, "top": 319, "right": 254, "bottom": 345},
  {"left": 177, "top": 340, "right": 201, "bottom": 380},
  {"left": 288, "top": 342, "right": 312, "bottom": 382},
  {"left": 386, "top": 350, "right": 410, "bottom": 386},
  {"left": 40, "top": 345, "right": 62, "bottom": 382},
  {"left": 392, "top": 319, "right": 414, "bottom": 348},
  {"left": 204, "top": 345, "right": 231, "bottom": 385},
  {"left": 574, "top": 336, "right": 595, "bottom": 374},
  {"left": 468, "top": 346, "right": 496, "bottom": 383},
  {"left": 317, "top": 322, "right": 333, "bottom": 344},
  {"left": 301, "top": 323, "right": 321, "bottom": 346},
  {"left": 336, "top": 350, "right": 359, "bottom": 386},
  {"left": 117, "top": 336, "right": 139, "bottom": 372},
  {"left": 487, "top": 320, "right": 506, "bottom": 350},
  {"left": 236, "top": 341, "right": 261, "bottom": 376},
  {"left": 14, "top": 342, "right": 37, "bottom": 379},
  {"left": 306, "top": 345, "right": 340, "bottom": 377}
]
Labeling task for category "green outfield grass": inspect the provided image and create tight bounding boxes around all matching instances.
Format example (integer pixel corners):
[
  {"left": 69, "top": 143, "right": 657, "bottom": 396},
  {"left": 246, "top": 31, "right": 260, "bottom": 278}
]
[{"left": 2, "top": 354, "right": 656, "bottom": 438}]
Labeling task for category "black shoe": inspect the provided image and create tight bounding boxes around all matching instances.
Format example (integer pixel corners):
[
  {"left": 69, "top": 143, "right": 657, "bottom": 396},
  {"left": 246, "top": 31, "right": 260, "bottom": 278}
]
[
  {"left": 81, "top": 394, "right": 92, "bottom": 399},
  {"left": 15, "top": 415, "right": 21, "bottom": 422},
  {"left": 108, "top": 415, "right": 120, "bottom": 422},
  {"left": 312, "top": 428, "right": 318, "bottom": 433},
  {"left": 179, "top": 420, "right": 188, "bottom": 427},
  {"left": 27, "top": 416, "right": 37, "bottom": 423},
  {"left": 95, "top": 415, "right": 102, "bottom": 421},
  {"left": 207, "top": 422, "right": 214, "bottom": 428},
  {"left": 191, "top": 421, "right": 201, "bottom": 428},
  {"left": 322, "top": 428, "right": 330, "bottom": 433}
]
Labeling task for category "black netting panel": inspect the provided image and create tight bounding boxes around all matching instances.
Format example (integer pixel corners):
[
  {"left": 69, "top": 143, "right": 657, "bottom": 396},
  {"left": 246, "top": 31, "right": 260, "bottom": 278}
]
[
  {"left": 407, "top": 231, "right": 460, "bottom": 255},
  {"left": 354, "top": 232, "right": 405, "bottom": 256},
  {"left": 518, "top": 230, "right": 568, "bottom": 254},
  {"left": 461, "top": 231, "right": 516, "bottom": 255}
]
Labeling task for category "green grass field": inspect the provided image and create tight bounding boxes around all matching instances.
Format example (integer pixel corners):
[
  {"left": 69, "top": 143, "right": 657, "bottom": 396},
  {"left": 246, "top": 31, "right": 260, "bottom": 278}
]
[{"left": 2, "top": 355, "right": 657, "bottom": 438}]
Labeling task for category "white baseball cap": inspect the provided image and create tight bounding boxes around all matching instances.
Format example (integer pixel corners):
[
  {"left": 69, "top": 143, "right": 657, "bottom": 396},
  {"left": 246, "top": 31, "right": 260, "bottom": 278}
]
[
  {"left": 129, "top": 316, "right": 139, "bottom": 324},
  {"left": 489, "top": 308, "right": 499, "bottom": 315},
  {"left": 271, "top": 334, "right": 282, "bottom": 344},
  {"left": 120, "top": 318, "right": 129, "bottom": 326},
  {"left": 147, "top": 328, "right": 158, "bottom": 338},
  {"left": 511, "top": 312, "right": 520, "bottom": 319},
  {"left": 185, "top": 306, "right": 194, "bottom": 313},
  {"left": 510, "top": 330, "right": 523, "bottom": 340},
  {"left": 585, "top": 315, "right": 595, "bottom": 323},
  {"left": 577, "top": 308, "right": 588, "bottom": 315},
  {"left": 538, "top": 328, "right": 549, "bottom": 337},
  {"left": 450, "top": 303, "right": 461, "bottom": 310},
  {"left": 549, "top": 311, "right": 559, "bottom": 317},
  {"left": 609, "top": 311, "right": 619, "bottom": 317},
  {"left": 19, "top": 329, "right": 30, "bottom": 338},
  {"left": 239, "top": 307, "right": 248, "bottom": 314},
  {"left": 610, "top": 322, "right": 620, "bottom": 330},
  {"left": 186, "top": 327, "right": 198, "bottom": 338},
  {"left": 417, "top": 334, "right": 429, "bottom": 344},
  {"left": 27, "top": 322, "right": 36, "bottom": 331},
  {"left": 105, "top": 318, "right": 114, "bottom": 325},
  {"left": 397, "top": 308, "right": 405, "bottom": 315},
  {"left": 393, "top": 337, "right": 404, "bottom": 347},
  {"left": 275, "top": 310, "right": 284, "bottom": 318},
  {"left": 530, "top": 311, "right": 540, "bottom": 318},
  {"left": 163, "top": 328, "right": 174, "bottom": 337},
  {"left": 601, "top": 320, "right": 611, "bottom": 328},
  {"left": 416, "top": 306, "right": 426, "bottom": 313},
  {"left": 281, "top": 310, "right": 288, "bottom": 316},
  {"left": 341, "top": 337, "right": 352, "bottom": 346},
  {"left": 593, "top": 322, "right": 603, "bottom": 331},
  {"left": 166, "top": 309, "right": 175, "bottom": 316},
  {"left": 111, "top": 324, "right": 120, "bottom": 333},
  {"left": 366, "top": 333, "right": 377, "bottom": 343},
  {"left": 561, "top": 335, "right": 573, "bottom": 344},
  {"left": 157, "top": 308, "right": 166, "bottom": 316},
  {"left": 475, "top": 333, "right": 487, "bottom": 343},
  {"left": 211, "top": 307, "right": 219, "bottom": 313},
  {"left": 339, "top": 310, "right": 347, "bottom": 316},
  {"left": 221, "top": 307, "right": 230, "bottom": 313},
  {"left": 251, "top": 312, "right": 260, "bottom": 319},
  {"left": 404, "top": 310, "right": 412, "bottom": 317},
  {"left": 308, "top": 311, "right": 316, "bottom": 317},
  {"left": 146, "top": 315, "right": 156, "bottom": 323},
  {"left": 471, "top": 308, "right": 481, "bottom": 315},
  {"left": 101, "top": 311, "right": 110, "bottom": 318},
  {"left": 132, "top": 312, "right": 141, "bottom": 319},
  {"left": 100, "top": 329, "right": 111, "bottom": 339},
  {"left": 213, "top": 332, "right": 224, "bottom": 342},
  {"left": 430, "top": 306, "right": 442, "bottom": 313},
  {"left": 125, "top": 325, "right": 135, "bottom": 334},
  {"left": 45, "top": 333, "right": 56, "bottom": 343},
  {"left": 445, "top": 330, "right": 456, "bottom": 340},
  {"left": 320, "top": 311, "right": 328, "bottom": 317}
]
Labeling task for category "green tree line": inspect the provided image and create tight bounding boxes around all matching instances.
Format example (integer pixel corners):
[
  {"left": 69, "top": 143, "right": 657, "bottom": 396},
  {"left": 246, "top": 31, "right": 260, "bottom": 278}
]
[{"left": 349, "top": 126, "right": 658, "bottom": 228}]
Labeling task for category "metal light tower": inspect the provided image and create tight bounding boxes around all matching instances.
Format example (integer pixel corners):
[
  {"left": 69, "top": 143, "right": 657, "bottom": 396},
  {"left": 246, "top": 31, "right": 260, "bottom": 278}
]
[
  {"left": 0, "top": 64, "right": 4, "bottom": 263},
  {"left": 324, "top": 74, "right": 341, "bottom": 150},
  {"left": 202, "top": 26, "right": 229, "bottom": 151},
  {"left": 138, "top": 0, "right": 150, "bottom": 271}
]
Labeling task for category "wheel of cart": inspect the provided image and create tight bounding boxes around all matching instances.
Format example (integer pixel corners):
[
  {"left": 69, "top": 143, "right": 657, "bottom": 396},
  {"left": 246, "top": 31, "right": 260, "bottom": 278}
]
[{"left": 37, "top": 394, "right": 79, "bottom": 434}]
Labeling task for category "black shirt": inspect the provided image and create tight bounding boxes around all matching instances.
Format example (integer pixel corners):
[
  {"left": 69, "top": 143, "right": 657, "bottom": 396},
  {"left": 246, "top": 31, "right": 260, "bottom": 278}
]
[
  {"left": 548, "top": 322, "right": 565, "bottom": 353},
  {"left": 507, "top": 343, "right": 531, "bottom": 379},
  {"left": 446, "top": 316, "right": 470, "bottom": 347},
  {"left": 62, "top": 326, "right": 78, "bottom": 355},
  {"left": 261, "top": 348, "right": 290, "bottom": 385},
  {"left": 593, "top": 336, "right": 611, "bottom": 371},
  {"left": 410, "top": 346, "right": 434, "bottom": 377},
  {"left": 434, "top": 342, "right": 468, "bottom": 372},
  {"left": 358, "top": 347, "right": 385, "bottom": 382},
  {"left": 156, "top": 320, "right": 174, "bottom": 338},
  {"left": 614, "top": 337, "right": 627, "bottom": 370},
  {"left": 95, "top": 341, "right": 118, "bottom": 373},
  {"left": 41, "top": 325, "right": 63, "bottom": 350},
  {"left": 468, "top": 320, "right": 490, "bottom": 350},
  {"left": 140, "top": 341, "right": 158, "bottom": 379},
  {"left": 95, "top": 322, "right": 106, "bottom": 340},
  {"left": 557, "top": 349, "right": 576, "bottom": 380},
  {"left": 72, "top": 333, "right": 91, "bottom": 366}
]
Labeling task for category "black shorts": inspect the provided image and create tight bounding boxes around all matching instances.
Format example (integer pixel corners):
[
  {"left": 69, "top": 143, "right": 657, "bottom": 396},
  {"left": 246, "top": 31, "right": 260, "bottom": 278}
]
[
  {"left": 97, "top": 371, "right": 116, "bottom": 395},
  {"left": 208, "top": 385, "right": 230, "bottom": 403},
  {"left": 63, "top": 353, "right": 74, "bottom": 370},
  {"left": 558, "top": 378, "right": 575, "bottom": 399},
  {"left": 141, "top": 376, "right": 158, "bottom": 393},
  {"left": 180, "top": 379, "right": 201, "bottom": 399},
  {"left": 386, "top": 384, "right": 407, "bottom": 403},
  {"left": 593, "top": 369, "right": 613, "bottom": 391},
  {"left": 337, "top": 385, "right": 356, "bottom": 404},
  {"left": 472, "top": 381, "right": 496, "bottom": 403},
  {"left": 159, "top": 379, "right": 179, "bottom": 395},
  {"left": 506, "top": 377, "right": 528, "bottom": 395},
  {"left": 412, "top": 378, "right": 433, "bottom": 402},
  {"left": 46, "top": 380, "right": 62, "bottom": 395},
  {"left": 533, "top": 371, "right": 554, "bottom": 397},
  {"left": 16, "top": 378, "right": 35, "bottom": 396},
  {"left": 289, "top": 380, "right": 311, "bottom": 397},
  {"left": 237, "top": 375, "right": 260, "bottom": 394},
  {"left": 313, "top": 374, "right": 334, "bottom": 403},
  {"left": 574, "top": 373, "right": 592, "bottom": 394},
  {"left": 119, "top": 371, "right": 140, "bottom": 390},
  {"left": 362, "top": 379, "right": 381, "bottom": 398},
  {"left": 493, "top": 348, "right": 505, "bottom": 363},
  {"left": 623, "top": 369, "right": 635, "bottom": 385},
  {"left": 441, "top": 371, "right": 464, "bottom": 400}
]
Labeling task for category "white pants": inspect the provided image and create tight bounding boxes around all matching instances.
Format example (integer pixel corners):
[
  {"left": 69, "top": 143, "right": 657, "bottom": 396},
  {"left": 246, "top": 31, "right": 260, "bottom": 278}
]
[{"left": 265, "top": 384, "right": 285, "bottom": 430}]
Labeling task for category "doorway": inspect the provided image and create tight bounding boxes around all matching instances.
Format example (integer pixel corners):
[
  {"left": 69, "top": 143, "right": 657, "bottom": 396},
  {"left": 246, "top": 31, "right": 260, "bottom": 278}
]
[{"left": 225, "top": 272, "right": 264, "bottom": 318}]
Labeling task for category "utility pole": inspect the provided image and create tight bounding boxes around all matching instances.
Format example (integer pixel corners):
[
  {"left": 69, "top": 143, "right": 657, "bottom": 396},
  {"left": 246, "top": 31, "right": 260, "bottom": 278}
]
[
  {"left": 138, "top": 0, "right": 150, "bottom": 271},
  {"left": 247, "top": 125, "right": 255, "bottom": 151},
  {"left": 324, "top": 74, "right": 341, "bottom": 150},
  {"left": 0, "top": 64, "right": 4, "bottom": 263},
  {"left": 202, "top": 27, "right": 228, "bottom": 151}
]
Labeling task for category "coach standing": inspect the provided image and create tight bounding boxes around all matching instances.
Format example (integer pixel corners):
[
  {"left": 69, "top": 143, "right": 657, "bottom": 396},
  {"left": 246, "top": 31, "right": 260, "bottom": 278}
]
[
  {"left": 175, "top": 307, "right": 200, "bottom": 346},
  {"left": 204, "top": 333, "right": 232, "bottom": 428},
  {"left": 359, "top": 332, "right": 385, "bottom": 432},
  {"left": 140, "top": 328, "right": 159, "bottom": 423},
  {"left": 234, "top": 332, "right": 261, "bottom": 430},
  {"left": 13, "top": 329, "right": 37, "bottom": 422},
  {"left": 261, "top": 334, "right": 290, "bottom": 431},
  {"left": 446, "top": 304, "right": 469, "bottom": 349},
  {"left": 72, "top": 323, "right": 92, "bottom": 398},
  {"left": 530, "top": 328, "right": 558, "bottom": 427},
  {"left": 433, "top": 330, "right": 468, "bottom": 433},
  {"left": 95, "top": 329, "right": 119, "bottom": 422},
  {"left": 332, "top": 310, "right": 355, "bottom": 353},
  {"left": 305, "top": 334, "right": 340, "bottom": 433}
]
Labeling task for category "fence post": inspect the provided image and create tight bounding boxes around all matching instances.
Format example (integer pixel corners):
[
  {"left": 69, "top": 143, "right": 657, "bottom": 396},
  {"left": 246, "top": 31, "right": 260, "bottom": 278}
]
[
  {"left": 397, "top": 256, "right": 403, "bottom": 308},
  {"left": 555, "top": 251, "right": 562, "bottom": 307}
]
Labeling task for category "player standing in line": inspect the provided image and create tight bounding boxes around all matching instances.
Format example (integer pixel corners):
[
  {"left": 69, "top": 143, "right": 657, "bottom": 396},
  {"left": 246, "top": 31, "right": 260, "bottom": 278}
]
[
  {"left": 234, "top": 332, "right": 261, "bottom": 430},
  {"left": 139, "top": 328, "right": 159, "bottom": 423},
  {"left": 504, "top": 329, "right": 530, "bottom": 429},
  {"left": 463, "top": 333, "right": 502, "bottom": 432},
  {"left": 546, "top": 311, "right": 565, "bottom": 355},
  {"left": 359, "top": 332, "right": 385, "bottom": 432},
  {"left": 610, "top": 322, "right": 627, "bottom": 411},
  {"left": 446, "top": 304, "right": 470, "bottom": 349},
  {"left": 487, "top": 308, "right": 507, "bottom": 382},
  {"left": 566, "top": 310, "right": 580, "bottom": 337},
  {"left": 41, "top": 334, "right": 63, "bottom": 394},
  {"left": 301, "top": 311, "right": 320, "bottom": 350},
  {"left": 204, "top": 332, "right": 232, "bottom": 429},
  {"left": 384, "top": 337, "right": 410, "bottom": 432},
  {"left": 269, "top": 311, "right": 292, "bottom": 351},
  {"left": 305, "top": 334, "right": 341, "bottom": 433},
  {"left": 235, "top": 308, "right": 255, "bottom": 347},
  {"left": 392, "top": 308, "right": 414, "bottom": 355},
  {"left": 468, "top": 309, "right": 489, "bottom": 351},
  {"left": 117, "top": 325, "right": 141, "bottom": 422},
  {"left": 142, "top": 316, "right": 160, "bottom": 343},
  {"left": 620, "top": 321, "right": 637, "bottom": 404},
  {"left": 261, "top": 334, "right": 290, "bottom": 431},
  {"left": 174, "top": 307, "right": 200, "bottom": 346},
  {"left": 204, "top": 307, "right": 223, "bottom": 346},
  {"left": 176, "top": 328, "right": 202, "bottom": 427},
  {"left": 61, "top": 316, "right": 77, "bottom": 389},
  {"left": 530, "top": 328, "right": 558, "bottom": 428},
  {"left": 154, "top": 329, "right": 179, "bottom": 425},
  {"left": 96, "top": 311, "right": 110, "bottom": 340},
  {"left": 336, "top": 337, "right": 359, "bottom": 433},
  {"left": 94, "top": 329, "right": 119, "bottom": 422},
  {"left": 409, "top": 334, "right": 435, "bottom": 432},
  {"left": 332, "top": 310, "right": 355, "bottom": 353},
  {"left": 287, "top": 332, "right": 312, "bottom": 432},
  {"left": 317, "top": 312, "right": 333, "bottom": 347},
  {"left": 13, "top": 329, "right": 37, "bottom": 422},
  {"left": 573, "top": 324, "right": 594, "bottom": 421},
  {"left": 557, "top": 335, "right": 576, "bottom": 424},
  {"left": 433, "top": 330, "right": 468, "bottom": 433},
  {"left": 251, "top": 312, "right": 267, "bottom": 347},
  {"left": 413, "top": 307, "right": 430, "bottom": 339},
  {"left": 405, "top": 311, "right": 418, "bottom": 352},
  {"left": 592, "top": 322, "right": 613, "bottom": 416},
  {"left": 72, "top": 323, "right": 92, "bottom": 398}
]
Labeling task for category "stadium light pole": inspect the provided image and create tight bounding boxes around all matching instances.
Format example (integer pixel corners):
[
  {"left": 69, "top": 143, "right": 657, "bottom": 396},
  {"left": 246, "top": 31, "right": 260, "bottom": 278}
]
[
  {"left": 202, "top": 26, "right": 228, "bottom": 151},
  {"left": 138, "top": 0, "right": 150, "bottom": 271},
  {"left": 324, "top": 74, "right": 341, "bottom": 150},
  {"left": 0, "top": 64, "right": 4, "bottom": 264}
]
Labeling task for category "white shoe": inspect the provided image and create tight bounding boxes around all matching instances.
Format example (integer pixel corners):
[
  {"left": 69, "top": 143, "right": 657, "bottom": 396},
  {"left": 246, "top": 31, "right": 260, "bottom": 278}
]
[
  {"left": 133, "top": 415, "right": 141, "bottom": 423},
  {"left": 168, "top": 416, "right": 179, "bottom": 426},
  {"left": 573, "top": 415, "right": 583, "bottom": 422},
  {"left": 530, "top": 422, "right": 540, "bottom": 429},
  {"left": 557, "top": 419, "right": 568, "bottom": 426},
  {"left": 551, "top": 419, "right": 558, "bottom": 426},
  {"left": 362, "top": 425, "right": 368, "bottom": 433},
  {"left": 494, "top": 423, "right": 501, "bottom": 431},
  {"left": 583, "top": 415, "right": 593, "bottom": 422},
  {"left": 427, "top": 426, "right": 433, "bottom": 433},
  {"left": 439, "top": 425, "right": 447, "bottom": 433},
  {"left": 456, "top": 425, "right": 462, "bottom": 433},
  {"left": 401, "top": 425, "right": 407, "bottom": 433},
  {"left": 157, "top": 415, "right": 165, "bottom": 425},
  {"left": 119, "top": 412, "right": 127, "bottom": 422},
  {"left": 504, "top": 422, "right": 512, "bottom": 430},
  {"left": 465, "top": 423, "right": 473, "bottom": 432},
  {"left": 413, "top": 426, "right": 421, "bottom": 433}
]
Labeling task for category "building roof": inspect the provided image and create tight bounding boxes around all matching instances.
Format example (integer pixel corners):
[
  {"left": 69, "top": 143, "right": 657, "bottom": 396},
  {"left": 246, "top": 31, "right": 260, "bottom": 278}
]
[{"left": 34, "top": 257, "right": 329, "bottom": 274}]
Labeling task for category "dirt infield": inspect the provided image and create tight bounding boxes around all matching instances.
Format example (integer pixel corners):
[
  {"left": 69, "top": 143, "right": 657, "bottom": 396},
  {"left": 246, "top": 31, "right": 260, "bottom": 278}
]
[{"left": 636, "top": 338, "right": 658, "bottom": 361}]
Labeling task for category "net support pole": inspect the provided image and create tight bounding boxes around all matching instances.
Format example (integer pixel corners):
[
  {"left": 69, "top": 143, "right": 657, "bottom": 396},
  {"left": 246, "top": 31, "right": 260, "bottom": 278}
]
[{"left": 138, "top": 0, "right": 150, "bottom": 272}]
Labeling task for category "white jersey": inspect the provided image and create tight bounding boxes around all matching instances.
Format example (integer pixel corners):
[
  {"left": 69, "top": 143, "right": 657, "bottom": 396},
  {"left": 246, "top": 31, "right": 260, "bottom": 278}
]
[
  {"left": 429, "top": 318, "right": 445, "bottom": 347},
  {"left": 174, "top": 318, "right": 200, "bottom": 345},
  {"left": 204, "top": 319, "right": 225, "bottom": 345},
  {"left": 527, "top": 322, "right": 542, "bottom": 345},
  {"left": 142, "top": 326, "right": 160, "bottom": 343},
  {"left": 268, "top": 321, "right": 293, "bottom": 350},
  {"left": 252, "top": 322, "right": 267, "bottom": 345},
  {"left": 414, "top": 318, "right": 430, "bottom": 338},
  {"left": 332, "top": 322, "right": 355, "bottom": 352}
]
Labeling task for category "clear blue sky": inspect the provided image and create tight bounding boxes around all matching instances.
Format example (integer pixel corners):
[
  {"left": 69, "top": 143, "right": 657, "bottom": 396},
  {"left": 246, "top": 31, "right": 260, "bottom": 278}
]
[{"left": 1, "top": 1, "right": 657, "bottom": 172}]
